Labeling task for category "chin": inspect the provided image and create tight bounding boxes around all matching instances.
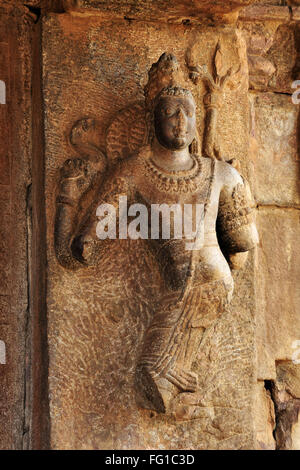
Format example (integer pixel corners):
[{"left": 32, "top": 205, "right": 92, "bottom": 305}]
[{"left": 172, "top": 138, "right": 188, "bottom": 150}]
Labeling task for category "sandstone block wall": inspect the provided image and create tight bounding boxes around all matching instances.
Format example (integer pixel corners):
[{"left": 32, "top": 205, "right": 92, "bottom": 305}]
[
  {"left": 0, "top": 0, "right": 299, "bottom": 450},
  {"left": 239, "top": 3, "right": 300, "bottom": 449}
]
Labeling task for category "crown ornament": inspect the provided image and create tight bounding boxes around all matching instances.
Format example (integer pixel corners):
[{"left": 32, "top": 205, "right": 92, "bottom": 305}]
[{"left": 144, "top": 53, "right": 190, "bottom": 112}]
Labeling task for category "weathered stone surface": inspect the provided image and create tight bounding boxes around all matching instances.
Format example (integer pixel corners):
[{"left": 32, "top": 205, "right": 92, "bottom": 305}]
[
  {"left": 0, "top": 296, "right": 10, "bottom": 325},
  {"left": 249, "top": 93, "right": 300, "bottom": 207},
  {"left": 255, "top": 208, "right": 300, "bottom": 380},
  {"left": 277, "top": 362, "right": 300, "bottom": 399},
  {"left": 0, "top": 4, "right": 33, "bottom": 450},
  {"left": 292, "top": 7, "right": 300, "bottom": 20},
  {"left": 0, "top": 0, "right": 298, "bottom": 452},
  {"left": 254, "top": 381, "right": 276, "bottom": 450},
  {"left": 292, "top": 419, "right": 300, "bottom": 449},
  {"left": 43, "top": 12, "right": 257, "bottom": 449},
  {"left": 255, "top": 221, "right": 300, "bottom": 450},
  {"left": 239, "top": 4, "right": 291, "bottom": 22},
  {"left": 271, "top": 363, "right": 300, "bottom": 449},
  {"left": 239, "top": 8, "right": 300, "bottom": 93},
  {"left": 15, "top": 0, "right": 63, "bottom": 8},
  {"left": 63, "top": 0, "right": 257, "bottom": 22}
]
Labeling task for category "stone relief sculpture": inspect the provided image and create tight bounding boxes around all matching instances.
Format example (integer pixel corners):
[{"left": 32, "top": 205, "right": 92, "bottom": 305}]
[{"left": 54, "top": 51, "right": 259, "bottom": 417}]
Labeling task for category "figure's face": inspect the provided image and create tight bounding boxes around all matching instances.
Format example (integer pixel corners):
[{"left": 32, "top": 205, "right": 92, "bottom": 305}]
[{"left": 154, "top": 94, "right": 196, "bottom": 151}]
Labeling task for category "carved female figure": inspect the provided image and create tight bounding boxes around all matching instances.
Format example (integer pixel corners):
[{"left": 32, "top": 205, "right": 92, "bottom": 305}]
[{"left": 54, "top": 53, "right": 258, "bottom": 416}]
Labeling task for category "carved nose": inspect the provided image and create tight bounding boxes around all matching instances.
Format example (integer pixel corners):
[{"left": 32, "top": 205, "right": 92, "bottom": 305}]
[{"left": 177, "top": 108, "right": 187, "bottom": 128}]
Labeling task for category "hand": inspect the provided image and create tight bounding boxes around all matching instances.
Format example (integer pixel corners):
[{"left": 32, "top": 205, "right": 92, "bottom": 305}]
[
  {"left": 60, "top": 157, "right": 89, "bottom": 178},
  {"left": 59, "top": 158, "right": 94, "bottom": 201}
]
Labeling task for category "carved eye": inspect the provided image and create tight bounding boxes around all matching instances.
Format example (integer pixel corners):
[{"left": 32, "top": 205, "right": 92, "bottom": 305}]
[
  {"left": 164, "top": 108, "right": 173, "bottom": 116},
  {"left": 82, "top": 119, "right": 88, "bottom": 131}
]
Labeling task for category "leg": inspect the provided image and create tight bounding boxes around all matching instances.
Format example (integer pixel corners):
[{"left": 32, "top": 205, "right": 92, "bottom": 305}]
[{"left": 136, "top": 287, "right": 204, "bottom": 413}]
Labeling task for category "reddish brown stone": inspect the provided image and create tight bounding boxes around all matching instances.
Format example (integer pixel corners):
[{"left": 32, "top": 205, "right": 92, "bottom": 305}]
[
  {"left": 255, "top": 208, "right": 300, "bottom": 380},
  {"left": 249, "top": 93, "right": 300, "bottom": 207},
  {"left": 0, "top": 296, "right": 10, "bottom": 325},
  {"left": 0, "top": 0, "right": 299, "bottom": 452},
  {"left": 0, "top": 3, "right": 33, "bottom": 451},
  {"left": 62, "top": 0, "right": 258, "bottom": 24},
  {"left": 42, "top": 10, "right": 259, "bottom": 449},
  {"left": 240, "top": 19, "right": 299, "bottom": 93},
  {"left": 239, "top": 4, "right": 291, "bottom": 22},
  {"left": 292, "top": 6, "right": 300, "bottom": 20}
]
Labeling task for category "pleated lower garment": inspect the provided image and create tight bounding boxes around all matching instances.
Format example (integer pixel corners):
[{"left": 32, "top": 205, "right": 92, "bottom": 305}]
[{"left": 138, "top": 279, "right": 229, "bottom": 395}]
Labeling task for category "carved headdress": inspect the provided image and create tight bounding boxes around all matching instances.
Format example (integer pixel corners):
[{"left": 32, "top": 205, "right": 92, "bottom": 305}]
[
  {"left": 68, "top": 53, "right": 199, "bottom": 165},
  {"left": 144, "top": 53, "right": 193, "bottom": 112},
  {"left": 144, "top": 53, "right": 199, "bottom": 153}
]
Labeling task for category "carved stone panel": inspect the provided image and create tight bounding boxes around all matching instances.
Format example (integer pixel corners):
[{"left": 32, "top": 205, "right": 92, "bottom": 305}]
[{"left": 44, "top": 13, "right": 258, "bottom": 449}]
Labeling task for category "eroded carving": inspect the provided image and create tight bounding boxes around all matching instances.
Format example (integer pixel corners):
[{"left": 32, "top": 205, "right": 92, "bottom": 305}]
[
  {"left": 54, "top": 118, "right": 107, "bottom": 269},
  {"left": 54, "top": 52, "right": 259, "bottom": 418},
  {"left": 186, "top": 41, "right": 242, "bottom": 160}
]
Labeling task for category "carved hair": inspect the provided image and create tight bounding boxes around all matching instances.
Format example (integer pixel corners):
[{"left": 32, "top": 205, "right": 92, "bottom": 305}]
[
  {"left": 154, "top": 85, "right": 193, "bottom": 107},
  {"left": 145, "top": 53, "right": 199, "bottom": 154},
  {"left": 157, "top": 85, "right": 192, "bottom": 98},
  {"left": 144, "top": 53, "right": 189, "bottom": 111}
]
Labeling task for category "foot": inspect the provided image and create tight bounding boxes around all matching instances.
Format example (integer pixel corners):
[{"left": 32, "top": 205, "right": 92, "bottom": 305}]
[
  {"left": 135, "top": 366, "right": 178, "bottom": 413},
  {"left": 135, "top": 365, "right": 198, "bottom": 414},
  {"left": 169, "top": 391, "right": 207, "bottom": 421}
]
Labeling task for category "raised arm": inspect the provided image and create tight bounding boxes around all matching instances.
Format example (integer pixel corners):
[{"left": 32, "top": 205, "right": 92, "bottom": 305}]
[{"left": 54, "top": 156, "right": 106, "bottom": 270}]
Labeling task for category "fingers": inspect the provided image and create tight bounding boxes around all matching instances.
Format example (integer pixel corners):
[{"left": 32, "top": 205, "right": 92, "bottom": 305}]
[{"left": 60, "top": 158, "right": 89, "bottom": 179}]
